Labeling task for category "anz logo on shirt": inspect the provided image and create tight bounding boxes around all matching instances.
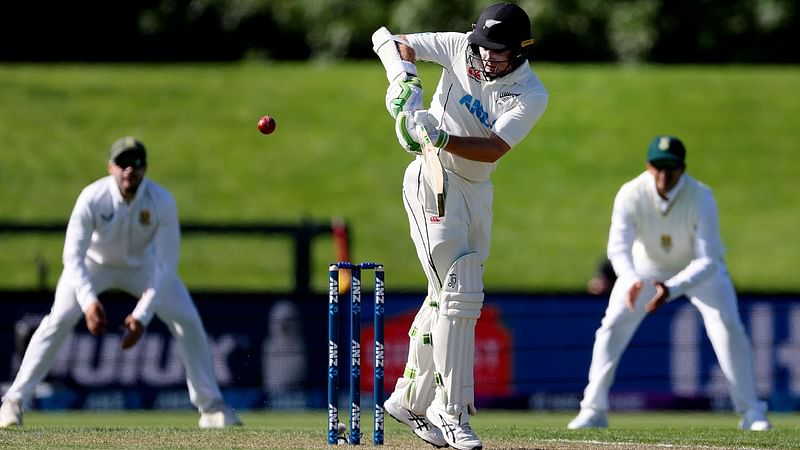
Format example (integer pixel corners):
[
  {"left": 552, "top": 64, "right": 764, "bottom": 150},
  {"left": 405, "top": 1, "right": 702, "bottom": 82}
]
[{"left": 458, "top": 95, "right": 494, "bottom": 129}]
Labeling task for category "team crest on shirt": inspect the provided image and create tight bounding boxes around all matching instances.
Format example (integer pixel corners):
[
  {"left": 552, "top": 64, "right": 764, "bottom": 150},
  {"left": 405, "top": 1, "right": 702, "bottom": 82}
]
[
  {"left": 139, "top": 210, "right": 151, "bottom": 225},
  {"left": 660, "top": 234, "right": 672, "bottom": 251}
]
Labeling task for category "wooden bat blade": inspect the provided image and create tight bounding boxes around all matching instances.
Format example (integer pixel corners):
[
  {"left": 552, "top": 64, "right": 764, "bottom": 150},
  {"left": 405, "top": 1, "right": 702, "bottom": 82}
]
[{"left": 416, "top": 124, "right": 447, "bottom": 217}]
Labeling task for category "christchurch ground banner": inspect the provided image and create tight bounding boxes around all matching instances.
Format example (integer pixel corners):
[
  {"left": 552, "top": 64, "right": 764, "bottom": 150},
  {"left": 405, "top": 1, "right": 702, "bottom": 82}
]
[{"left": 0, "top": 291, "right": 797, "bottom": 411}]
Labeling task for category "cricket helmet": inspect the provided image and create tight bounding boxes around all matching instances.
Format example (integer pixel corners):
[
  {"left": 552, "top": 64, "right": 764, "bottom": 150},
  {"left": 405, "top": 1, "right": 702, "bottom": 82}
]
[{"left": 467, "top": 2, "right": 535, "bottom": 81}]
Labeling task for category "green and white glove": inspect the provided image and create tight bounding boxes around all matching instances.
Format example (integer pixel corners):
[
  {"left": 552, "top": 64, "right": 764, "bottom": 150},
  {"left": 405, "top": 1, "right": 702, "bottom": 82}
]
[
  {"left": 395, "top": 110, "right": 449, "bottom": 155},
  {"left": 385, "top": 74, "right": 423, "bottom": 119}
]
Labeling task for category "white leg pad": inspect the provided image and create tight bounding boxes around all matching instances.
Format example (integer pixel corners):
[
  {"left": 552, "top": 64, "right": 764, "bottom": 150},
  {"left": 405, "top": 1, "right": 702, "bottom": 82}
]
[
  {"left": 372, "top": 26, "right": 417, "bottom": 82},
  {"left": 439, "top": 252, "right": 484, "bottom": 320},
  {"left": 432, "top": 253, "right": 484, "bottom": 416},
  {"left": 392, "top": 299, "right": 438, "bottom": 412}
]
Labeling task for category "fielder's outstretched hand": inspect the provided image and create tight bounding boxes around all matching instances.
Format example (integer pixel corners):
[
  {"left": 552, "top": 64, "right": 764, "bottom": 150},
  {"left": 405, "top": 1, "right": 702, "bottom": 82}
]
[
  {"left": 395, "top": 110, "right": 449, "bottom": 154},
  {"left": 386, "top": 74, "right": 423, "bottom": 118},
  {"left": 121, "top": 315, "right": 145, "bottom": 349},
  {"left": 85, "top": 301, "right": 107, "bottom": 335}
]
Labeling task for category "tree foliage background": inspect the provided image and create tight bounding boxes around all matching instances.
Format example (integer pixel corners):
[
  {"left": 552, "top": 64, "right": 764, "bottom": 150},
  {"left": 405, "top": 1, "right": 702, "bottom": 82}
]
[{"left": 1, "top": 0, "right": 797, "bottom": 63}]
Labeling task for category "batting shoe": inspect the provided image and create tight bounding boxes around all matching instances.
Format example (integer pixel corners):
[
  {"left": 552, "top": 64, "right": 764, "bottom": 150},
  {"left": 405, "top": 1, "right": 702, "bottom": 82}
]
[
  {"left": 739, "top": 409, "right": 772, "bottom": 431},
  {"left": 426, "top": 402, "right": 482, "bottom": 450},
  {"left": 567, "top": 407, "right": 608, "bottom": 429},
  {"left": 384, "top": 395, "right": 448, "bottom": 448},
  {"left": 0, "top": 399, "right": 23, "bottom": 428},
  {"left": 199, "top": 402, "right": 243, "bottom": 429}
]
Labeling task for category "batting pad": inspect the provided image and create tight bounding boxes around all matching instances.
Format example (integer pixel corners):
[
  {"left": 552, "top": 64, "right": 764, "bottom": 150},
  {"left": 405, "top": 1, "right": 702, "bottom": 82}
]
[
  {"left": 439, "top": 252, "right": 484, "bottom": 319},
  {"left": 372, "top": 26, "right": 417, "bottom": 82},
  {"left": 392, "top": 301, "right": 437, "bottom": 412},
  {"left": 432, "top": 253, "right": 484, "bottom": 415}
]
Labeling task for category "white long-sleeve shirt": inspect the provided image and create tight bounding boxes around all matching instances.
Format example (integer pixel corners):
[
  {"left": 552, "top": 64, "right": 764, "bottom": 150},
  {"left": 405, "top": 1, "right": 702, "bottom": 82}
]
[
  {"left": 62, "top": 176, "right": 180, "bottom": 324},
  {"left": 607, "top": 171, "right": 725, "bottom": 300},
  {"left": 406, "top": 31, "right": 549, "bottom": 182}
]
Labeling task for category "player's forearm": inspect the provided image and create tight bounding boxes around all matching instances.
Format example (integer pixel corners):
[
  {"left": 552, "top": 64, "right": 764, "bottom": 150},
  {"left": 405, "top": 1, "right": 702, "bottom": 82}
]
[
  {"left": 63, "top": 247, "right": 96, "bottom": 309},
  {"left": 443, "top": 134, "right": 510, "bottom": 163},
  {"left": 396, "top": 35, "right": 416, "bottom": 62},
  {"left": 131, "top": 287, "right": 157, "bottom": 326},
  {"left": 664, "top": 257, "right": 717, "bottom": 299},
  {"left": 607, "top": 203, "right": 637, "bottom": 280},
  {"left": 63, "top": 212, "right": 98, "bottom": 311},
  {"left": 156, "top": 198, "right": 182, "bottom": 276},
  {"left": 666, "top": 199, "right": 723, "bottom": 297}
]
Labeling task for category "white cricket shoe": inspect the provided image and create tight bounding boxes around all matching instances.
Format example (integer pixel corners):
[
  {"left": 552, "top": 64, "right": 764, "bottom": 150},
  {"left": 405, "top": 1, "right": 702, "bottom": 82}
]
[
  {"left": 739, "top": 409, "right": 772, "bottom": 431},
  {"left": 199, "top": 402, "right": 243, "bottom": 429},
  {"left": 567, "top": 407, "right": 608, "bottom": 429},
  {"left": 426, "top": 402, "right": 482, "bottom": 450},
  {"left": 0, "top": 399, "right": 23, "bottom": 428},
  {"left": 384, "top": 395, "right": 447, "bottom": 448}
]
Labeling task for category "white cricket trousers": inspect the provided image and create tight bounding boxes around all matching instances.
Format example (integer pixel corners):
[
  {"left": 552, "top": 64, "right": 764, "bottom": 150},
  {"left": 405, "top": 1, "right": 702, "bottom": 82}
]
[
  {"left": 390, "top": 158, "right": 492, "bottom": 411},
  {"left": 579, "top": 268, "right": 767, "bottom": 415},
  {"left": 2, "top": 263, "right": 224, "bottom": 413},
  {"left": 402, "top": 158, "right": 492, "bottom": 296}
]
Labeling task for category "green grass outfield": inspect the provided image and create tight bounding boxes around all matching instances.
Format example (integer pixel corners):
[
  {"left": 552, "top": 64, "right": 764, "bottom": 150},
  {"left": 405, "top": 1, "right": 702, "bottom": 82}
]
[
  {"left": 0, "top": 63, "right": 798, "bottom": 292},
  {"left": 1, "top": 410, "right": 799, "bottom": 449}
]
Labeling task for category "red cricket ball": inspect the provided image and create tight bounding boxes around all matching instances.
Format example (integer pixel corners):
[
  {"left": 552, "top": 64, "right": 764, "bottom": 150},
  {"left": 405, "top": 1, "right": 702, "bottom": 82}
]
[{"left": 257, "top": 115, "right": 276, "bottom": 135}]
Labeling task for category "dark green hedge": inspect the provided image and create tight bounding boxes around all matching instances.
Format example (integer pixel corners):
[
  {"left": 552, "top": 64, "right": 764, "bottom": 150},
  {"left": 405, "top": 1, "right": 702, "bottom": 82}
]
[{"left": 1, "top": 0, "right": 797, "bottom": 62}]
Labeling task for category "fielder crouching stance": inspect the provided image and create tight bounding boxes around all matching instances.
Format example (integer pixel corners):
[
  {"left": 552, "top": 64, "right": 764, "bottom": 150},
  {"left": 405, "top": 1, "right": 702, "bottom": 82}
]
[
  {"left": 371, "top": 3, "right": 548, "bottom": 449},
  {"left": 0, "top": 137, "right": 241, "bottom": 429},
  {"left": 567, "top": 136, "right": 772, "bottom": 431}
]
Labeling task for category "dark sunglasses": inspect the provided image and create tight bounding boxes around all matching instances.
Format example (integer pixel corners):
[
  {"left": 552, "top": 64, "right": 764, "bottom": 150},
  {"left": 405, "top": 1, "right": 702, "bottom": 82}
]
[
  {"left": 114, "top": 154, "right": 146, "bottom": 169},
  {"left": 651, "top": 160, "right": 682, "bottom": 171}
]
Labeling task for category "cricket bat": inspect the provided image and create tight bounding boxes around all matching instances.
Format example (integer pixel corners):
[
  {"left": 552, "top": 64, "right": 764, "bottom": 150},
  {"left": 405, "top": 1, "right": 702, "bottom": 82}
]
[{"left": 416, "top": 124, "right": 447, "bottom": 217}]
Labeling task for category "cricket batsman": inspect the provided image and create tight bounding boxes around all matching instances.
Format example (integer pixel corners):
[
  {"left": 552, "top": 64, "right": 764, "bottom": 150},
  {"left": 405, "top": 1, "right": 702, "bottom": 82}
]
[{"left": 371, "top": 3, "right": 548, "bottom": 449}]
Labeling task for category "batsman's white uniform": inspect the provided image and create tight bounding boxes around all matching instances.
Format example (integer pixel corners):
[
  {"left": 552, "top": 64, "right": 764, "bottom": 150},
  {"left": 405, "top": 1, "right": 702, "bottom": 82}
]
[
  {"left": 2, "top": 176, "right": 226, "bottom": 414},
  {"left": 578, "top": 171, "right": 767, "bottom": 416},
  {"left": 391, "top": 31, "right": 548, "bottom": 418}
]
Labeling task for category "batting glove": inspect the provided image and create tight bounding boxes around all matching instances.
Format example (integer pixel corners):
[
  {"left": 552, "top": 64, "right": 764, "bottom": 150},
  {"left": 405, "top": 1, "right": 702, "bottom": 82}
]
[
  {"left": 395, "top": 110, "right": 449, "bottom": 154},
  {"left": 386, "top": 74, "right": 423, "bottom": 119}
]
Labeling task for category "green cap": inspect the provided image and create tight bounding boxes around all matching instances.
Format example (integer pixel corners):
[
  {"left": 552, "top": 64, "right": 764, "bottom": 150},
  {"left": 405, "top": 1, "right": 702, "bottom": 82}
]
[
  {"left": 647, "top": 135, "right": 685, "bottom": 165},
  {"left": 109, "top": 136, "right": 147, "bottom": 163}
]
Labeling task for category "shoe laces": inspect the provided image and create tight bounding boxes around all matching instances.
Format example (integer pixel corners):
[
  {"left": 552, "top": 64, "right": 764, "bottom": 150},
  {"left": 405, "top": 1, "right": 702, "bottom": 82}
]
[{"left": 407, "top": 410, "right": 431, "bottom": 431}]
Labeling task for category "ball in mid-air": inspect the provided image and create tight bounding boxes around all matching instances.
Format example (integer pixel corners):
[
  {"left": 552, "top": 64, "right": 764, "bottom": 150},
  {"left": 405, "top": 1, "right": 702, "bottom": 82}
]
[{"left": 257, "top": 115, "right": 276, "bottom": 134}]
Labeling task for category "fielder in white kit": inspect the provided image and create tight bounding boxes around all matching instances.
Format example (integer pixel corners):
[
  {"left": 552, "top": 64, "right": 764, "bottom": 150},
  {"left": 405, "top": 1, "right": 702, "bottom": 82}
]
[
  {"left": 568, "top": 136, "right": 771, "bottom": 431},
  {"left": 372, "top": 3, "right": 548, "bottom": 449},
  {"left": 0, "top": 137, "right": 241, "bottom": 429}
]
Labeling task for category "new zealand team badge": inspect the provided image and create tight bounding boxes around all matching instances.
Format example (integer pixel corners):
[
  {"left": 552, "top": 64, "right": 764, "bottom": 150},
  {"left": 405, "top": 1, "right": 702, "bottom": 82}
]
[
  {"left": 660, "top": 234, "right": 672, "bottom": 251},
  {"left": 139, "top": 210, "right": 151, "bottom": 225}
]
